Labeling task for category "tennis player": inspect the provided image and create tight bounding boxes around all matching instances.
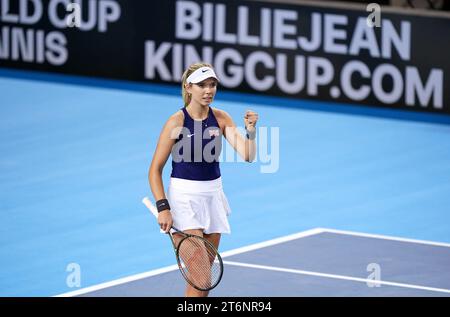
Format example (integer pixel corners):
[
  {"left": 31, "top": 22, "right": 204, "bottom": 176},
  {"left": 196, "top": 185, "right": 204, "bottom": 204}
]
[{"left": 148, "top": 62, "right": 258, "bottom": 297}]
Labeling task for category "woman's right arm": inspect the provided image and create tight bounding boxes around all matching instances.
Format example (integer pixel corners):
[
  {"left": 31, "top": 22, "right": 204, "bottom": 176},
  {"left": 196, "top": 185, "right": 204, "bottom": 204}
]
[{"left": 148, "top": 112, "right": 182, "bottom": 232}]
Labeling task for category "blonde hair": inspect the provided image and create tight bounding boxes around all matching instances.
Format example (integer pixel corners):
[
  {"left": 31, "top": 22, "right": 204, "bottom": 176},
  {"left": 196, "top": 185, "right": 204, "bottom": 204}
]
[{"left": 181, "top": 62, "right": 214, "bottom": 107}]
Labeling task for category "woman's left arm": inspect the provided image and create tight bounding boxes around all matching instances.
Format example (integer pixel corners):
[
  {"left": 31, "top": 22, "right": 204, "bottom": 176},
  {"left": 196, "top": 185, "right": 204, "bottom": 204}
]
[{"left": 218, "top": 109, "right": 259, "bottom": 163}]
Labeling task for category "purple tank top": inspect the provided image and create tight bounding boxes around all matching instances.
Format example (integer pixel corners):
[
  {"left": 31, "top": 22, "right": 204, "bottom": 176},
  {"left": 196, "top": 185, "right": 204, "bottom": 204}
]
[{"left": 171, "top": 106, "right": 222, "bottom": 181}]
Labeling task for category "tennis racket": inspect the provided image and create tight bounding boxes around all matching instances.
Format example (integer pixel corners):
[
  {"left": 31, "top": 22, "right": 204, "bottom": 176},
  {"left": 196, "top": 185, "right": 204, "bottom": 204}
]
[{"left": 142, "top": 197, "right": 224, "bottom": 292}]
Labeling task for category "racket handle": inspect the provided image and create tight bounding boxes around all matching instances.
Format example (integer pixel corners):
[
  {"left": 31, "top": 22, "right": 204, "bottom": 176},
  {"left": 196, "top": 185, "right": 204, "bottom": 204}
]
[{"left": 142, "top": 196, "right": 158, "bottom": 218}]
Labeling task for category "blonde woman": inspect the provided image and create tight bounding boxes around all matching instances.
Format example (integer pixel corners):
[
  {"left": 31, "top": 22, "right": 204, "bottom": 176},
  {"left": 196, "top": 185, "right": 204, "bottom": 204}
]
[{"left": 148, "top": 62, "right": 258, "bottom": 297}]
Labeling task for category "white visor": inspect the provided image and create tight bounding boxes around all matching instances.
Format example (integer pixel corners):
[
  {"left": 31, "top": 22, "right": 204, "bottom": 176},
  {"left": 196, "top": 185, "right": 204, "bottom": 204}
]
[{"left": 186, "top": 67, "right": 219, "bottom": 84}]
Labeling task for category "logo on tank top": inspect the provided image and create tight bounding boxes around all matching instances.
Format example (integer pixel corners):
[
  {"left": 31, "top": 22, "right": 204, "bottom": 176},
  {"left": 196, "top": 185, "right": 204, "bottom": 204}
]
[{"left": 208, "top": 129, "right": 220, "bottom": 137}]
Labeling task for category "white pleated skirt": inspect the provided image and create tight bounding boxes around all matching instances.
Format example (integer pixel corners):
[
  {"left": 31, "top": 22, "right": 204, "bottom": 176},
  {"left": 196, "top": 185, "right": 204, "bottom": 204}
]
[{"left": 167, "top": 177, "right": 232, "bottom": 234}]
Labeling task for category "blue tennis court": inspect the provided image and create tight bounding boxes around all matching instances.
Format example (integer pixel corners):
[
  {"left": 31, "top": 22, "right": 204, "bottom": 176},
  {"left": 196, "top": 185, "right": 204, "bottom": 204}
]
[{"left": 1, "top": 69, "right": 450, "bottom": 297}]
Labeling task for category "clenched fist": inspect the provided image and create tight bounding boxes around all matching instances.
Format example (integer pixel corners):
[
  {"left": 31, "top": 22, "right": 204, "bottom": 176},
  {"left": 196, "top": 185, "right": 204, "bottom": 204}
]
[{"left": 244, "top": 110, "right": 259, "bottom": 132}]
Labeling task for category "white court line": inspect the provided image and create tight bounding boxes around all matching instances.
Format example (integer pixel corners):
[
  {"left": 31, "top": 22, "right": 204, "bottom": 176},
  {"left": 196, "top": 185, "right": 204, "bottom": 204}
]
[
  {"left": 223, "top": 261, "right": 450, "bottom": 295},
  {"left": 318, "top": 228, "right": 450, "bottom": 248},
  {"left": 55, "top": 228, "right": 323, "bottom": 297}
]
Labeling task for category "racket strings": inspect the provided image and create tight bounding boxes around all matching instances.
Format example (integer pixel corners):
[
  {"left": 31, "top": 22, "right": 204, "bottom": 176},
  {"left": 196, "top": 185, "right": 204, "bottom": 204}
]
[
  {"left": 178, "top": 236, "right": 222, "bottom": 290},
  {"left": 179, "top": 239, "right": 217, "bottom": 277}
]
